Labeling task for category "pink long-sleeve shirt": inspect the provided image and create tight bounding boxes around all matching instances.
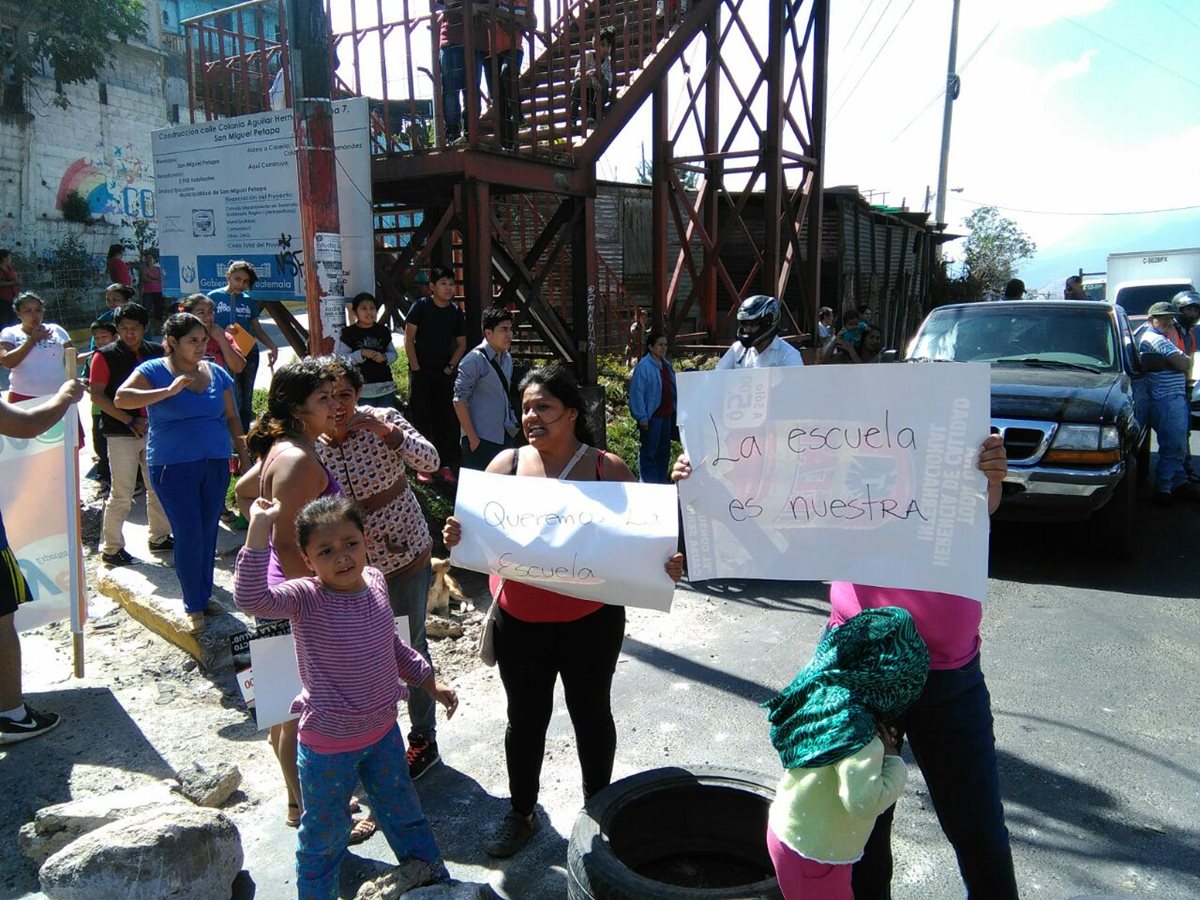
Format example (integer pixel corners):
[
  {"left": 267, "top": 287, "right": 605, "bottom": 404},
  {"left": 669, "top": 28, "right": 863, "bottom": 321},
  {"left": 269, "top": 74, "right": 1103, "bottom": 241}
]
[{"left": 234, "top": 548, "right": 431, "bottom": 751}]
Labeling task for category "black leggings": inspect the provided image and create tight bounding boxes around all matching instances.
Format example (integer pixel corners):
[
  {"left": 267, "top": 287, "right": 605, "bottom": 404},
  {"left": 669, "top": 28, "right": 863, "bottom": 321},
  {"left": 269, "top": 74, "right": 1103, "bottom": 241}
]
[
  {"left": 494, "top": 602, "right": 626, "bottom": 816},
  {"left": 407, "top": 369, "right": 459, "bottom": 469}
]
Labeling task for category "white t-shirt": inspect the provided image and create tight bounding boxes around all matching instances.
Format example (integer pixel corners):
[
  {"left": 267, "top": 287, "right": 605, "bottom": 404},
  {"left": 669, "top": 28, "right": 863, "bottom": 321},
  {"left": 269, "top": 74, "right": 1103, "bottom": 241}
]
[
  {"left": 0, "top": 323, "right": 71, "bottom": 397},
  {"left": 716, "top": 335, "right": 804, "bottom": 370}
]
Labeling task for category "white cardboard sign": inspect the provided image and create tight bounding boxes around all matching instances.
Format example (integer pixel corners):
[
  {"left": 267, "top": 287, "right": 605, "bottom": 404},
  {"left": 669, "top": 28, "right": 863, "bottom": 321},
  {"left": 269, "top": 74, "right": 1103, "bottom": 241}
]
[
  {"left": 676, "top": 363, "right": 992, "bottom": 601},
  {"left": 248, "top": 633, "right": 302, "bottom": 731},
  {"left": 450, "top": 469, "right": 679, "bottom": 612},
  {"left": 245, "top": 614, "right": 410, "bottom": 730}
]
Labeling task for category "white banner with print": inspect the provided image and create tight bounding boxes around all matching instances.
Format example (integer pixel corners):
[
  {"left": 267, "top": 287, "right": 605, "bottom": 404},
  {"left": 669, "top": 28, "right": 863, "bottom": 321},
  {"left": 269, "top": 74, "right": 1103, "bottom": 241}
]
[{"left": 0, "top": 404, "right": 85, "bottom": 632}]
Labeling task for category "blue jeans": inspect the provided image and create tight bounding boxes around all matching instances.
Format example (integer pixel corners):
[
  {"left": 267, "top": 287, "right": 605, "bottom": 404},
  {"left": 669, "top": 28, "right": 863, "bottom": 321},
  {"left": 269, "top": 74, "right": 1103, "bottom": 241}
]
[
  {"left": 296, "top": 724, "right": 448, "bottom": 899},
  {"left": 234, "top": 345, "right": 260, "bottom": 434},
  {"left": 1150, "top": 394, "right": 1188, "bottom": 493},
  {"left": 851, "top": 654, "right": 1017, "bottom": 899},
  {"left": 439, "top": 45, "right": 485, "bottom": 140},
  {"left": 484, "top": 48, "right": 524, "bottom": 147},
  {"left": 150, "top": 458, "right": 230, "bottom": 613},
  {"left": 387, "top": 562, "right": 436, "bottom": 742},
  {"left": 638, "top": 417, "right": 673, "bottom": 484}
]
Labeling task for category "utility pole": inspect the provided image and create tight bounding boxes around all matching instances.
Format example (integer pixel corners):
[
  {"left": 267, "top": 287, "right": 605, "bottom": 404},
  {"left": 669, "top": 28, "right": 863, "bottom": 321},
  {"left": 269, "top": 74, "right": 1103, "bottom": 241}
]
[
  {"left": 288, "top": 0, "right": 343, "bottom": 355},
  {"left": 934, "top": 0, "right": 961, "bottom": 229}
]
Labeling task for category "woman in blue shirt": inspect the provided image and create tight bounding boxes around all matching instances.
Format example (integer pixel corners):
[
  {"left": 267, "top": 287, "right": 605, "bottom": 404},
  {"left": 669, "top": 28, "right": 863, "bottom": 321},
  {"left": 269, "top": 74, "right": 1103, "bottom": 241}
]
[
  {"left": 115, "top": 313, "right": 250, "bottom": 633},
  {"left": 628, "top": 328, "right": 676, "bottom": 484}
]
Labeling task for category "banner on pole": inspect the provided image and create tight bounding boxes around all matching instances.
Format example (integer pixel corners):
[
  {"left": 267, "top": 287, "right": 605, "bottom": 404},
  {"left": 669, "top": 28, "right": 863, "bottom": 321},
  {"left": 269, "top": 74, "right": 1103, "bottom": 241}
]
[
  {"left": 450, "top": 469, "right": 680, "bottom": 612},
  {"left": 676, "top": 364, "right": 992, "bottom": 601},
  {"left": 0, "top": 403, "right": 84, "bottom": 632}
]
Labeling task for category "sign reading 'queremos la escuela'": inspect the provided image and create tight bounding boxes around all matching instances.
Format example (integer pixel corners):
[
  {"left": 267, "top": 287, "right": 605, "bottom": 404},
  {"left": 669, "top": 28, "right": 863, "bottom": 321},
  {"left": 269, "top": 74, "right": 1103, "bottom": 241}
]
[
  {"left": 676, "top": 363, "right": 992, "bottom": 602},
  {"left": 451, "top": 471, "right": 680, "bottom": 612}
]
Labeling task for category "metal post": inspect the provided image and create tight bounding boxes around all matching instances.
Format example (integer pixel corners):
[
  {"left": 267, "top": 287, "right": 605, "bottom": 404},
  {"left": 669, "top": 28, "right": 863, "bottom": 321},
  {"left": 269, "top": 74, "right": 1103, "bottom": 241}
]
[
  {"left": 288, "top": 0, "right": 343, "bottom": 355},
  {"left": 934, "top": 0, "right": 961, "bottom": 228},
  {"left": 763, "top": 0, "right": 786, "bottom": 299},
  {"left": 571, "top": 197, "right": 598, "bottom": 386},
  {"left": 652, "top": 82, "right": 668, "bottom": 332},
  {"left": 806, "top": 0, "right": 829, "bottom": 360},
  {"left": 463, "top": 179, "right": 491, "bottom": 348},
  {"left": 702, "top": 3, "right": 720, "bottom": 336}
]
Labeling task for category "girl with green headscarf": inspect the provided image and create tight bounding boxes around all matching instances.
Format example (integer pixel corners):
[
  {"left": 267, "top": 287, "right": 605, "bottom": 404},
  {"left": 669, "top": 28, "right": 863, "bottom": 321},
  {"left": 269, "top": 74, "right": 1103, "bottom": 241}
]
[{"left": 762, "top": 606, "right": 929, "bottom": 899}]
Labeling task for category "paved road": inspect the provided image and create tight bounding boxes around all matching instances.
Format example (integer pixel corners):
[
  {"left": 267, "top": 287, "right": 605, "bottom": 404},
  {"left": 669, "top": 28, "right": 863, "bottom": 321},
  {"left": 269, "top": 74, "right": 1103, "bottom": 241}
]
[{"left": 374, "top": 496, "right": 1196, "bottom": 899}]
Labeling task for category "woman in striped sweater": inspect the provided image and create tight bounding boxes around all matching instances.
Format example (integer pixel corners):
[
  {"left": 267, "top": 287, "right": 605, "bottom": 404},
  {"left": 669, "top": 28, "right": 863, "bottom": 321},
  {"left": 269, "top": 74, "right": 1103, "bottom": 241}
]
[{"left": 235, "top": 494, "right": 459, "bottom": 899}]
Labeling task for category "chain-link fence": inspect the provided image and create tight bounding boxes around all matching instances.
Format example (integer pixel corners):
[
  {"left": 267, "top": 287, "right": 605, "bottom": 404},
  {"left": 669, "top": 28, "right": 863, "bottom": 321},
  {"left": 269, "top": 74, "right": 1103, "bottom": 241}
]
[{"left": 5, "top": 222, "right": 129, "bottom": 332}]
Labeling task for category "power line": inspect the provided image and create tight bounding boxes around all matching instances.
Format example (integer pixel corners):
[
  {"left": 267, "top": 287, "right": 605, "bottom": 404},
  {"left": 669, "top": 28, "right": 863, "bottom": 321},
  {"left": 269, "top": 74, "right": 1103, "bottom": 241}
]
[
  {"left": 841, "top": 0, "right": 879, "bottom": 51},
  {"left": 1157, "top": 0, "right": 1200, "bottom": 34},
  {"left": 958, "top": 198, "right": 1200, "bottom": 217},
  {"left": 1064, "top": 17, "right": 1200, "bottom": 91},
  {"left": 829, "top": 0, "right": 895, "bottom": 101},
  {"left": 888, "top": 19, "right": 999, "bottom": 145},
  {"left": 830, "top": 0, "right": 918, "bottom": 121}
]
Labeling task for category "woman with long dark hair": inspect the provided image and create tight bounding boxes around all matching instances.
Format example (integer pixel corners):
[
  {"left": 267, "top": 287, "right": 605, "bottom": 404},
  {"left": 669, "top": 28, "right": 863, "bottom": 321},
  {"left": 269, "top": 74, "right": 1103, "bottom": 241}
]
[
  {"left": 235, "top": 357, "right": 362, "bottom": 835},
  {"left": 114, "top": 313, "right": 248, "bottom": 630},
  {"left": 443, "top": 365, "right": 684, "bottom": 859}
]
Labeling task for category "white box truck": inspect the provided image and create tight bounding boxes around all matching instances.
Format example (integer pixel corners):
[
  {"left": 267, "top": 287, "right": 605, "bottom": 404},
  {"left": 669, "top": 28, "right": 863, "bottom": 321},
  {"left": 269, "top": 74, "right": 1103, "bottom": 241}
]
[{"left": 1107, "top": 247, "right": 1200, "bottom": 323}]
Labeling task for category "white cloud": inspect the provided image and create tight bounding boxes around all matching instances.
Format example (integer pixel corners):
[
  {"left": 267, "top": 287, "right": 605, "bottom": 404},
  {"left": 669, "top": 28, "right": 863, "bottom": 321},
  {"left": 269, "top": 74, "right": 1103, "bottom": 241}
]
[
  {"left": 996, "top": 0, "right": 1113, "bottom": 31},
  {"left": 1042, "top": 48, "right": 1098, "bottom": 89}
]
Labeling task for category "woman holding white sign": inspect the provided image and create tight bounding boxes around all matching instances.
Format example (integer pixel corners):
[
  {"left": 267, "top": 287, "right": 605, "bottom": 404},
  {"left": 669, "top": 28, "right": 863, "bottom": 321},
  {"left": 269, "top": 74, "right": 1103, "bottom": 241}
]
[
  {"left": 443, "top": 365, "right": 685, "bottom": 859},
  {"left": 672, "top": 434, "right": 1017, "bottom": 899}
]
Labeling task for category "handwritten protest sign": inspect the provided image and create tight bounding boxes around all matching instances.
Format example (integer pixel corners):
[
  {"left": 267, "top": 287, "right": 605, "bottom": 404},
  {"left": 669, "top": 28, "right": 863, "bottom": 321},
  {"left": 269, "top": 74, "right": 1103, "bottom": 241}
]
[
  {"left": 0, "top": 404, "right": 85, "bottom": 633},
  {"left": 676, "top": 363, "right": 992, "bottom": 601},
  {"left": 451, "top": 469, "right": 679, "bottom": 611}
]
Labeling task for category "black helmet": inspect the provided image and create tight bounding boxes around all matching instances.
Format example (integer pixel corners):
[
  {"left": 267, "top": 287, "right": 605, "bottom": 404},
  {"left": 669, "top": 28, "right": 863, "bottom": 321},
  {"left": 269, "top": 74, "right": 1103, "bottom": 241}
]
[
  {"left": 1172, "top": 290, "right": 1200, "bottom": 311},
  {"left": 735, "top": 294, "right": 781, "bottom": 348}
]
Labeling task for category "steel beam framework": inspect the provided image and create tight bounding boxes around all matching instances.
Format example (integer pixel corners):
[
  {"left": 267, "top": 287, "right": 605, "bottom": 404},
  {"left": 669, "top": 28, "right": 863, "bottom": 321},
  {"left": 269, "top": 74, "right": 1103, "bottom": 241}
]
[{"left": 658, "top": 0, "right": 829, "bottom": 349}]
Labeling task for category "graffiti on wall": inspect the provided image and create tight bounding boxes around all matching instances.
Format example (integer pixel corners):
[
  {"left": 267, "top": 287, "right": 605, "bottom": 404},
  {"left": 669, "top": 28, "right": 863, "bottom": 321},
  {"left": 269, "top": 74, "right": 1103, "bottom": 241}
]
[{"left": 54, "top": 141, "right": 156, "bottom": 220}]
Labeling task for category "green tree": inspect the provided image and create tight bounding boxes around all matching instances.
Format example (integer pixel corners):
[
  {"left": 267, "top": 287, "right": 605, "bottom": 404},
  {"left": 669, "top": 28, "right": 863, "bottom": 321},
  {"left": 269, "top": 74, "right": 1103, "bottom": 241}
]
[
  {"left": 0, "top": 0, "right": 146, "bottom": 111},
  {"left": 960, "top": 206, "right": 1036, "bottom": 297}
]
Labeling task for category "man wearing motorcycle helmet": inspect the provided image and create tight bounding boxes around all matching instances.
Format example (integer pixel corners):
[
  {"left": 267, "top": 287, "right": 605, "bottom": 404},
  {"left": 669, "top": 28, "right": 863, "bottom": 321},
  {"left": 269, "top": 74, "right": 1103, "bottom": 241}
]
[{"left": 716, "top": 294, "right": 804, "bottom": 369}]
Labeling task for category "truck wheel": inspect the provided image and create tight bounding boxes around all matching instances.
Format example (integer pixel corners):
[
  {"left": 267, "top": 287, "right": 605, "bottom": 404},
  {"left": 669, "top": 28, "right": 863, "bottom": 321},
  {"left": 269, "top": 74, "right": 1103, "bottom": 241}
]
[
  {"left": 1097, "top": 456, "right": 1136, "bottom": 558},
  {"left": 567, "top": 766, "right": 782, "bottom": 900}
]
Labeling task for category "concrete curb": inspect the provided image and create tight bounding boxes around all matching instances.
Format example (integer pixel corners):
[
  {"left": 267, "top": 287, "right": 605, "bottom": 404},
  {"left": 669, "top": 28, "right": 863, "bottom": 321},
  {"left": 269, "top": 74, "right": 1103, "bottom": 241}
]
[{"left": 94, "top": 560, "right": 247, "bottom": 672}]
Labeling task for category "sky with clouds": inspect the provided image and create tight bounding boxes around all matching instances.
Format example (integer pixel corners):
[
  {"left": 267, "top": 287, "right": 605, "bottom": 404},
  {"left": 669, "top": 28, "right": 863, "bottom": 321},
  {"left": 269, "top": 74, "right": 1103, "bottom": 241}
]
[
  {"left": 337, "top": 1, "right": 1197, "bottom": 293},
  {"left": 594, "top": 0, "right": 1200, "bottom": 293}
]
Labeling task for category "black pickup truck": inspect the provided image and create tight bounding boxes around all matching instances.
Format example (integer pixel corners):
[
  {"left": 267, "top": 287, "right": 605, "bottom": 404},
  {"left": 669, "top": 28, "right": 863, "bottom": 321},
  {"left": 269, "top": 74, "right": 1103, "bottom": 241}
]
[{"left": 906, "top": 300, "right": 1150, "bottom": 554}]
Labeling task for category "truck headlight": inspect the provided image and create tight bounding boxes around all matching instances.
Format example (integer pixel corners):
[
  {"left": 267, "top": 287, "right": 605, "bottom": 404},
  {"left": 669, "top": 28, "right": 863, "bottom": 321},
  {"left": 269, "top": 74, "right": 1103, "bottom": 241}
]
[{"left": 1044, "top": 424, "right": 1121, "bottom": 464}]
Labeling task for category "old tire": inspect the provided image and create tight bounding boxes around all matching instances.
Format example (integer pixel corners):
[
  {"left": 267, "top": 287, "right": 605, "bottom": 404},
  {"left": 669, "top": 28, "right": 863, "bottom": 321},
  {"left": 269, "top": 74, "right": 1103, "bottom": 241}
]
[
  {"left": 1098, "top": 455, "right": 1136, "bottom": 558},
  {"left": 567, "top": 766, "right": 782, "bottom": 900}
]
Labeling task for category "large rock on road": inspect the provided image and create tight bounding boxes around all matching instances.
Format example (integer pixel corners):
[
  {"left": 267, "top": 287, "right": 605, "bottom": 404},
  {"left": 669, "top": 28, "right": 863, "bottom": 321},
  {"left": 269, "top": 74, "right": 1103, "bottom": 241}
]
[{"left": 39, "top": 806, "right": 243, "bottom": 900}]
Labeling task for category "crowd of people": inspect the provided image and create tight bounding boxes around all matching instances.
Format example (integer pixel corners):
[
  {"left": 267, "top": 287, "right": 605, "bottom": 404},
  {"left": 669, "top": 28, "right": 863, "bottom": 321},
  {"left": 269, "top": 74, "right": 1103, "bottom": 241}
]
[{"left": 0, "top": 264, "right": 1067, "bottom": 900}]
